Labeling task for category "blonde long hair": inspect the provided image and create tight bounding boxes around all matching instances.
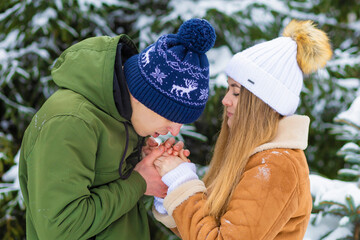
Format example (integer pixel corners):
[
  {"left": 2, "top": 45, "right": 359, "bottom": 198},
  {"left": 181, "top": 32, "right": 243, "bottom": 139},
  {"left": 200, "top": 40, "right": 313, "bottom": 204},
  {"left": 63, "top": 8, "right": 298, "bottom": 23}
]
[
  {"left": 202, "top": 19, "right": 332, "bottom": 222},
  {"left": 202, "top": 86, "right": 281, "bottom": 221}
]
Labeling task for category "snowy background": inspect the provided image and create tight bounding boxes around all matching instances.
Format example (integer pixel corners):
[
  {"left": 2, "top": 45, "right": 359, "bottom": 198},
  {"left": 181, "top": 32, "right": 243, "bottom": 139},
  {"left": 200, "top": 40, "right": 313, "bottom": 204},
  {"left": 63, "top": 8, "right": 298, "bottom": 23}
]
[{"left": 0, "top": 0, "right": 360, "bottom": 239}]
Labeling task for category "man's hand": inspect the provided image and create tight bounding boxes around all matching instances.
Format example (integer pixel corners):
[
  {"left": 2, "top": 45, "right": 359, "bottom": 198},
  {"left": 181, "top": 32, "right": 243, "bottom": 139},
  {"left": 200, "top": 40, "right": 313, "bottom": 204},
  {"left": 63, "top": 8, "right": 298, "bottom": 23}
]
[
  {"left": 134, "top": 146, "right": 168, "bottom": 198},
  {"left": 142, "top": 137, "right": 160, "bottom": 158}
]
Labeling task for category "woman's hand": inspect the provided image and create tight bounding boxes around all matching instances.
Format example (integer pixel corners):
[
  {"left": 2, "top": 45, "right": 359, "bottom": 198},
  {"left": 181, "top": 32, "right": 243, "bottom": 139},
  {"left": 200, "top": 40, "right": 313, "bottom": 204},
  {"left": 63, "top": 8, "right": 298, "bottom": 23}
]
[
  {"left": 154, "top": 149, "right": 190, "bottom": 176},
  {"left": 142, "top": 137, "right": 191, "bottom": 176}
]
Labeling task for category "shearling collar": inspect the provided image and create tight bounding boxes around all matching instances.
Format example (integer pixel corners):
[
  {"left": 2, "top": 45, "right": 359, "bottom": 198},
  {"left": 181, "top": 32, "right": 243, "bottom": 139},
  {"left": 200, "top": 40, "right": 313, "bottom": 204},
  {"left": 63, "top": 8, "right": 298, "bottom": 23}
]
[{"left": 251, "top": 115, "right": 310, "bottom": 156}]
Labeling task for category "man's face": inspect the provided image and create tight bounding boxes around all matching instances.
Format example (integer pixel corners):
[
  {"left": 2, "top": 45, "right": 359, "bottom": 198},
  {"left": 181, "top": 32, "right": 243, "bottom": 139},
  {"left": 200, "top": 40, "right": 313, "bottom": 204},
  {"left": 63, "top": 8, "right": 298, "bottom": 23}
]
[{"left": 130, "top": 96, "right": 183, "bottom": 137}]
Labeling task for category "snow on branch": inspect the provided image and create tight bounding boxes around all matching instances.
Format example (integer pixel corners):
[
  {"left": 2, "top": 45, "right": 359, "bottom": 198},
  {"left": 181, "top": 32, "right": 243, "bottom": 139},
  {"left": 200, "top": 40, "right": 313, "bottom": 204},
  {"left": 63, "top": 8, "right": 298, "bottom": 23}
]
[
  {"left": 335, "top": 96, "right": 360, "bottom": 129},
  {"left": 0, "top": 92, "right": 35, "bottom": 114}
]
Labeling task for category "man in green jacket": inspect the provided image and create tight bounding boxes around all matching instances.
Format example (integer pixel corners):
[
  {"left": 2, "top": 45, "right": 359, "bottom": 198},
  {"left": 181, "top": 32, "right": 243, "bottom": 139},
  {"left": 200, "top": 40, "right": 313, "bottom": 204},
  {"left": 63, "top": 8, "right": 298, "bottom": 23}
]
[{"left": 18, "top": 19, "right": 215, "bottom": 239}]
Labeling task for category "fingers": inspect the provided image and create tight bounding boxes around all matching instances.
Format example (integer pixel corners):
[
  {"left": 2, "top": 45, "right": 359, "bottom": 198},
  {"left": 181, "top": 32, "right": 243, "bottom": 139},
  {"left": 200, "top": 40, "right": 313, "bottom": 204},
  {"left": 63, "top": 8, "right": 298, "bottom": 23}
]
[
  {"left": 157, "top": 184, "right": 168, "bottom": 198},
  {"left": 166, "top": 148, "right": 173, "bottom": 155},
  {"left": 158, "top": 193, "right": 166, "bottom": 198},
  {"left": 149, "top": 138, "right": 190, "bottom": 158},
  {"left": 142, "top": 138, "right": 158, "bottom": 158},
  {"left": 164, "top": 137, "right": 175, "bottom": 149},
  {"left": 172, "top": 141, "right": 190, "bottom": 157},
  {"left": 153, "top": 159, "right": 165, "bottom": 177},
  {"left": 154, "top": 159, "right": 162, "bottom": 167},
  {"left": 183, "top": 149, "right": 190, "bottom": 157},
  {"left": 179, "top": 149, "right": 190, "bottom": 162},
  {"left": 146, "top": 137, "right": 159, "bottom": 147},
  {"left": 173, "top": 141, "right": 184, "bottom": 152},
  {"left": 170, "top": 141, "right": 184, "bottom": 156},
  {"left": 144, "top": 145, "right": 165, "bottom": 163},
  {"left": 142, "top": 148, "right": 152, "bottom": 156},
  {"left": 154, "top": 160, "right": 162, "bottom": 173}
]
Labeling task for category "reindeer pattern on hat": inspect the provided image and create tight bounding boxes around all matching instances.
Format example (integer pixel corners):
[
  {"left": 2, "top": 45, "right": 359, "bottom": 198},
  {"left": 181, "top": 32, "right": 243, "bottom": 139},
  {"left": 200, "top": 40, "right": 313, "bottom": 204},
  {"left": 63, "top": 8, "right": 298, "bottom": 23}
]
[
  {"left": 141, "top": 46, "right": 155, "bottom": 67},
  {"left": 170, "top": 79, "right": 198, "bottom": 99}
]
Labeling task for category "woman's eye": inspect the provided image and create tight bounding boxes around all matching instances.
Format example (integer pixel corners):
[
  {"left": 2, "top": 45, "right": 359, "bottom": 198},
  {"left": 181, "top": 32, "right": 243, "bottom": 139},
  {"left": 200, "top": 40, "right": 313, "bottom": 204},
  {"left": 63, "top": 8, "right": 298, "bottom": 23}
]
[{"left": 233, "top": 90, "right": 240, "bottom": 96}]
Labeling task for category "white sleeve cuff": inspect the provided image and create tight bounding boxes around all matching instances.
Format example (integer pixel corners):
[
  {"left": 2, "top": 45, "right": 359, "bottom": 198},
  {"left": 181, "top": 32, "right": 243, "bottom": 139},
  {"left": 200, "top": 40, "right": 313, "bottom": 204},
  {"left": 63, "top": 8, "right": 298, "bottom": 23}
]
[
  {"left": 153, "top": 197, "right": 168, "bottom": 215},
  {"left": 162, "top": 162, "right": 199, "bottom": 194}
]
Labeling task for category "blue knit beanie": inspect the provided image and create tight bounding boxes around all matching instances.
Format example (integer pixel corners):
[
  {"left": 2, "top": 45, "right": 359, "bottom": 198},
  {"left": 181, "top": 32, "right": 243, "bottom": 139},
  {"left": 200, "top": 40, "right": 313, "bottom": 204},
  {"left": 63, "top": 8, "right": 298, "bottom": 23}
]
[{"left": 124, "top": 18, "right": 216, "bottom": 124}]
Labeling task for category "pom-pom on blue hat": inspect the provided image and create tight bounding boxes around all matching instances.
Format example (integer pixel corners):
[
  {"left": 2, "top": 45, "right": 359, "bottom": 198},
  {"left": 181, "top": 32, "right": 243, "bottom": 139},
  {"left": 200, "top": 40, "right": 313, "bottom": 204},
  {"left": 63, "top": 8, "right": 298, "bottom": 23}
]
[{"left": 124, "top": 18, "right": 216, "bottom": 124}]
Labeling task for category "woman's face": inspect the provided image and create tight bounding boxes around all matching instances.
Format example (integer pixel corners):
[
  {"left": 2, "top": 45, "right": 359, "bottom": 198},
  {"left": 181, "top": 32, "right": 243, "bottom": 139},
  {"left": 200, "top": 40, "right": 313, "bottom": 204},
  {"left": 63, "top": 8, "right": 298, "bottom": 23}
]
[{"left": 222, "top": 77, "right": 241, "bottom": 127}]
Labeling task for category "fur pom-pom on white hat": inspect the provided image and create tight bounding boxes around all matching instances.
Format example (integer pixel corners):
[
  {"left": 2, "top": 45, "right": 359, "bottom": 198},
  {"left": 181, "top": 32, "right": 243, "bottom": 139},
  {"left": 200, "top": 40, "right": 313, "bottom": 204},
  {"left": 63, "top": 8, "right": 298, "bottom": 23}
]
[{"left": 225, "top": 19, "right": 332, "bottom": 116}]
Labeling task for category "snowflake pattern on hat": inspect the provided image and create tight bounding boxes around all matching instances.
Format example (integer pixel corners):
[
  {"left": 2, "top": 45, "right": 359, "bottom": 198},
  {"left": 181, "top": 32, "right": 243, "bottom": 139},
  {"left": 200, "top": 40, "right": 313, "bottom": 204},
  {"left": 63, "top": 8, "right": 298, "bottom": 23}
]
[
  {"left": 199, "top": 88, "right": 208, "bottom": 100},
  {"left": 150, "top": 66, "right": 167, "bottom": 85}
]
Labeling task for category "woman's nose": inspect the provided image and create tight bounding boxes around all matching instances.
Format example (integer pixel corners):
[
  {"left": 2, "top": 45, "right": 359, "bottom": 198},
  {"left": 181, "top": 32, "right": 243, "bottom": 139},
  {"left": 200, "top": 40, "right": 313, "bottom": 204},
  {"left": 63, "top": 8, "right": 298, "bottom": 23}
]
[{"left": 222, "top": 92, "right": 232, "bottom": 106}]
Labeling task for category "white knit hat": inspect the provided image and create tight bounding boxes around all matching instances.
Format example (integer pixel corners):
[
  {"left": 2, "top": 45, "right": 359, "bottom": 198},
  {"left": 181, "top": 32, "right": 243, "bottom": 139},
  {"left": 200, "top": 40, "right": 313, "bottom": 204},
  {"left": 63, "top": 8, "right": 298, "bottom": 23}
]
[
  {"left": 225, "top": 20, "right": 332, "bottom": 116},
  {"left": 225, "top": 37, "right": 302, "bottom": 116}
]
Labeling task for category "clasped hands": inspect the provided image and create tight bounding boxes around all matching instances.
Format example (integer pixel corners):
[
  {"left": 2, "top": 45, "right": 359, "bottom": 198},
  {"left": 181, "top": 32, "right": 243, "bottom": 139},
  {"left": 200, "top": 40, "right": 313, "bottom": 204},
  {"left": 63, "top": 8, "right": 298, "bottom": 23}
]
[{"left": 134, "top": 137, "right": 190, "bottom": 198}]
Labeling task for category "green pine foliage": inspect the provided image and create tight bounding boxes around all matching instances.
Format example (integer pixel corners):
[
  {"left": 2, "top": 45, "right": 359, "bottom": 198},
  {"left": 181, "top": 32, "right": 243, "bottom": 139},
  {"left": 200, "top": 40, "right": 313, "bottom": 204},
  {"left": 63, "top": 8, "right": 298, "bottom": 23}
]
[
  {"left": 337, "top": 142, "right": 360, "bottom": 182},
  {"left": 0, "top": 191, "right": 24, "bottom": 240},
  {"left": 312, "top": 195, "right": 360, "bottom": 239},
  {"left": 308, "top": 97, "right": 360, "bottom": 239},
  {"left": 1, "top": 0, "right": 360, "bottom": 239},
  {"left": 334, "top": 96, "right": 360, "bottom": 182}
]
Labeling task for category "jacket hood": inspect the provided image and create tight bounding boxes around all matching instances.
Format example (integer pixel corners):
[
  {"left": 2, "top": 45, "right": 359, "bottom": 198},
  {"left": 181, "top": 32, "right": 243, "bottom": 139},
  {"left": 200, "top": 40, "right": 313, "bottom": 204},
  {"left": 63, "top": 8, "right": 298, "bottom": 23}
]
[{"left": 51, "top": 35, "right": 138, "bottom": 121}]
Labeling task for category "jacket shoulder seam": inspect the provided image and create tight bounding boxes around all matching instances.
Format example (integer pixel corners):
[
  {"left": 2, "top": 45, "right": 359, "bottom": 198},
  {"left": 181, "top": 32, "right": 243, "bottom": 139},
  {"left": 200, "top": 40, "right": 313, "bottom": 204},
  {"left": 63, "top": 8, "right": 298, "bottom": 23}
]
[{"left": 25, "top": 113, "right": 96, "bottom": 159}]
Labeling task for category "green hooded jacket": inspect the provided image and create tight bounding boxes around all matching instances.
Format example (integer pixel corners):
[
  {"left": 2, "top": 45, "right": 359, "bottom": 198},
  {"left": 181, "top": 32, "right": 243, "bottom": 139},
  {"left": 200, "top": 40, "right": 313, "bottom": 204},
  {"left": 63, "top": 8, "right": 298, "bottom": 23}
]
[{"left": 18, "top": 35, "right": 150, "bottom": 240}]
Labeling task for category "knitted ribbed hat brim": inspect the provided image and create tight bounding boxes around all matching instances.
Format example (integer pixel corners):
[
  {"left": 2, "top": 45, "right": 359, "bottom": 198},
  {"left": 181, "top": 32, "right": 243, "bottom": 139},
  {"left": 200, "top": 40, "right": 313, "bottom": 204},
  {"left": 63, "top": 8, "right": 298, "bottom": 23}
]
[{"left": 124, "top": 54, "right": 206, "bottom": 124}]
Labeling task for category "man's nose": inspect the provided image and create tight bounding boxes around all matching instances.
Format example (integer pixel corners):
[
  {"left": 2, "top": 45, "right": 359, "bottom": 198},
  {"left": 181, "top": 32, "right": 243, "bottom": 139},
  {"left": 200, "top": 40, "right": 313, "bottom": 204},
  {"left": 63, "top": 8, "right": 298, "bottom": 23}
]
[{"left": 169, "top": 123, "right": 182, "bottom": 136}]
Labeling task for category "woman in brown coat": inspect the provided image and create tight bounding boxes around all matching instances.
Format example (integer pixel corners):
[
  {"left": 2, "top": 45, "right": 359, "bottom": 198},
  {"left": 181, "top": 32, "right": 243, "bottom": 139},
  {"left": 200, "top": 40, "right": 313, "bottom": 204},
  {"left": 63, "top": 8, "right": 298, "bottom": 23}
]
[{"left": 152, "top": 19, "right": 332, "bottom": 240}]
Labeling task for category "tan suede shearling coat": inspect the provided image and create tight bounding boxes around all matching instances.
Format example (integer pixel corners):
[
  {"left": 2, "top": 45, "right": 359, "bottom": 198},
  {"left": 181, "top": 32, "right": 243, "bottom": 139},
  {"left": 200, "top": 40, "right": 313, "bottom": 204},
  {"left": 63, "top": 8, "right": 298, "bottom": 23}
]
[{"left": 153, "top": 115, "right": 312, "bottom": 240}]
